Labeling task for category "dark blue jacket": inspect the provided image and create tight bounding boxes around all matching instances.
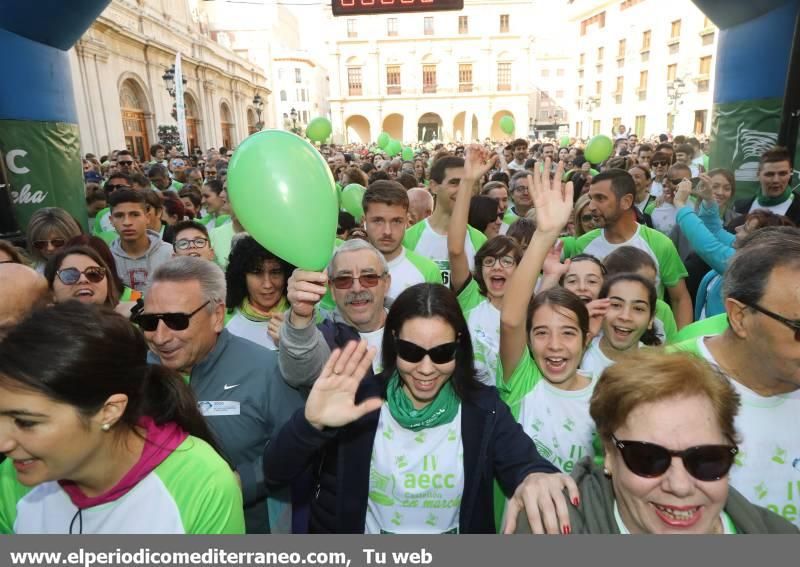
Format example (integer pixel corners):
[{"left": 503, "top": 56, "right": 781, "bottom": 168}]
[{"left": 264, "top": 371, "right": 559, "bottom": 534}]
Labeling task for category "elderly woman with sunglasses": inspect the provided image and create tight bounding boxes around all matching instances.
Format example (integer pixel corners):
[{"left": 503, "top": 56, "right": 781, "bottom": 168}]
[
  {"left": 25, "top": 207, "right": 83, "bottom": 273},
  {"left": 516, "top": 350, "right": 797, "bottom": 534},
  {"left": 265, "top": 283, "right": 576, "bottom": 534}
]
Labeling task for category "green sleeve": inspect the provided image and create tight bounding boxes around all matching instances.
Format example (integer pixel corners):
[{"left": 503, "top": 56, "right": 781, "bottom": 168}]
[
  {"left": 644, "top": 201, "right": 657, "bottom": 215},
  {"left": 198, "top": 215, "right": 212, "bottom": 226},
  {"left": 402, "top": 221, "right": 425, "bottom": 251},
  {"left": 456, "top": 279, "right": 484, "bottom": 313},
  {"left": 92, "top": 208, "right": 110, "bottom": 236},
  {"left": 0, "top": 459, "right": 31, "bottom": 534},
  {"left": 98, "top": 230, "right": 117, "bottom": 245},
  {"left": 665, "top": 336, "right": 705, "bottom": 356},
  {"left": 560, "top": 230, "right": 597, "bottom": 259},
  {"left": 503, "top": 210, "right": 519, "bottom": 225},
  {"left": 673, "top": 314, "right": 729, "bottom": 343},
  {"left": 643, "top": 227, "right": 688, "bottom": 287},
  {"left": 495, "top": 348, "right": 543, "bottom": 421},
  {"left": 466, "top": 225, "right": 488, "bottom": 251},
  {"left": 405, "top": 248, "right": 443, "bottom": 284},
  {"left": 655, "top": 299, "right": 678, "bottom": 344}
]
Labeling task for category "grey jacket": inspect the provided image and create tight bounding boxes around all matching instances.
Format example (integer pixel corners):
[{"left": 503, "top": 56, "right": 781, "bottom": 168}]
[
  {"left": 111, "top": 230, "right": 173, "bottom": 293},
  {"left": 517, "top": 457, "right": 798, "bottom": 534},
  {"left": 150, "top": 329, "right": 305, "bottom": 533}
]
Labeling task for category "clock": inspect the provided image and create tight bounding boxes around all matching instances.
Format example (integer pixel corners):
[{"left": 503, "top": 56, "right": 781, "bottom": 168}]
[{"left": 332, "top": 0, "right": 464, "bottom": 17}]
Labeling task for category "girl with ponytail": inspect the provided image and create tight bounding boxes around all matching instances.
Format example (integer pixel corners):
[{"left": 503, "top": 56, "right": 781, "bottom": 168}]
[{"left": 0, "top": 302, "right": 244, "bottom": 534}]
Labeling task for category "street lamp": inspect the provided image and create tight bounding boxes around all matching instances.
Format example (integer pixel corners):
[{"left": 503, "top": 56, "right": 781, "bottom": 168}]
[
  {"left": 584, "top": 96, "right": 600, "bottom": 137},
  {"left": 666, "top": 78, "right": 687, "bottom": 133},
  {"left": 162, "top": 64, "right": 187, "bottom": 121},
  {"left": 252, "top": 93, "right": 264, "bottom": 131},
  {"left": 288, "top": 107, "right": 302, "bottom": 135}
]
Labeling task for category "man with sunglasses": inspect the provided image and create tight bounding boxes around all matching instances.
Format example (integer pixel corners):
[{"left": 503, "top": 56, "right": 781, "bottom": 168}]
[
  {"left": 279, "top": 239, "right": 391, "bottom": 391},
  {"left": 674, "top": 228, "right": 800, "bottom": 528},
  {"left": 648, "top": 151, "right": 671, "bottom": 199},
  {"left": 116, "top": 150, "right": 136, "bottom": 175},
  {"left": 141, "top": 257, "right": 304, "bottom": 533}
]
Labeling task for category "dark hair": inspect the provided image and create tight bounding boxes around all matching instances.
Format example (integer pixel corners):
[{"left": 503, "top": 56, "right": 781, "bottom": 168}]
[
  {"left": 108, "top": 188, "right": 147, "bottom": 211},
  {"left": 0, "top": 302, "right": 225, "bottom": 456},
  {"left": 506, "top": 217, "right": 536, "bottom": 247},
  {"left": 654, "top": 143, "right": 674, "bottom": 157},
  {"left": 675, "top": 143, "right": 694, "bottom": 157},
  {"left": 142, "top": 188, "right": 163, "bottom": 211},
  {"left": 149, "top": 143, "right": 165, "bottom": 157},
  {"left": 396, "top": 173, "right": 418, "bottom": 191},
  {"left": 429, "top": 156, "right": 464, "bottom": 184},
  {"left": 526, "top": 287, "right": 590, "bottom": 342},
  {"left": 637, "top": 144, "right": 653, "bottom": 155},
  {"left": 163, "top": 197, "right": 188, "bottom": 220},
  {"left": 116, "top": 149, "right": 133, "bottom": 159},
  {"left": 130, "top": 173, "right": 151, "bottom": 188},
  {"left": 473, "top": 236, "right": 522, "bottom": 296},
  {"left": 368, "top": 170, "right": 390, "bottom": 184},
  {"left": 603, "top": 246, "right": 657, "bottom": 278},
  {"left": 628, "top": 164, "right": 651, "bottom": 180},
  {"left": 490, "top": 171, "right": 510, "bottom": 186},
  {"left": 146, "top": 163, "right": 169, "bottom": 178},
  {"left": 590, "top": 169, "right": 636, "bottom": 201},
  {"left": 225, "top": 236, "right": 294, "bottom": 312},
  {"left": 65, "top": 235, "right": 125, "bottom": 299},
  {"left": 468, "top": 195, "right": 500, "bottom": 234},
  {"left": 104, "top": 172, "right": 132, "bottom": 191},
  {"left": 558, "top": 253, "right": 606, "bottom": 287},
  {"left": 338, "top": 211, "right": 357, "bottom": 235},
  {"left": 673, "top": 135, "right": 687, "bottom": 145},
  {"left": 361, "top": 162, "right": 376, "bottom": 175},
  {"left": 44, "top": 245, "right": 120, "bottom": 308},
  {"left": 759, "top": 145, "right": 793, "bottom": 169},
  {"left": 0, "top": 240, "right": 24, "bottom": 264},
  {"left": 381, "top": 283, "right": 479, "bottom": 401},
  {"left": 363, "top": 180, "right": 409, "bottom": 214},
  {"left": 512, "top": 138, "right": 529, "bottom": 150},
  {"left": 179, "top": 186, "right": 202, "bottom": 209},
  {"left": 173, "top": 220, "right": 210, "bottom": 240},
  {"left": 204, "top": 179, "right": 224, "bottom": 196},
  {"left": 600, "top": 273, "right": 660, "bottom": 346}
]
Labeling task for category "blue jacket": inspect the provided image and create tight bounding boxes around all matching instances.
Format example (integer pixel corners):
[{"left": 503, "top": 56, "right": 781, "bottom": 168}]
[
  {"left": 676, "top": 201, "right": 734, "bottom": 319},
  {"left": 263, "top": 371, "right": 559, "bottom": 534}
]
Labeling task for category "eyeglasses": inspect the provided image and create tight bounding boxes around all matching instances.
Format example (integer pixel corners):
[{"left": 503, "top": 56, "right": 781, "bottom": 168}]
[
  {"left": 481, "top": 255, "right": 516, "bottom": 269},
  {"left": 33, "top": 238, "right": 66, "bottom": 250},
  {"left": 651, "top": 161, "right": 669, "bottom": 167},
  {"left": 134, "top": 301, "right": 211, "bottom": 332},
  {"left": 56, "top": 266, "right": 106, "bottom": 285},
  {"left": 394, "top": 337, "right": 459, "bottom": 364},
  {"left": 117, "top": 160, "right": 134, "bottom": 166},
  {"left": 105, "top": 183, "right": 130, "bottom": 192},
  {"left": 667, "top": 177, "right": 686, "bottom": 185},
  {"left": 611, "top": 434, "right": 738, "bottom": 482},
  {"left": 743, "top": 301, "right": 800, "bottom": 341},
  {"left": 174, "top": 237, "right": 209, "bottom": 251},
  {"left": 331, "top": 273, "right": 386, "bottom": 290}
]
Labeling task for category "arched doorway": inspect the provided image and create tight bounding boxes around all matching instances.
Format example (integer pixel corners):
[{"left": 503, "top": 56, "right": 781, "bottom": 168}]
[
  {"left": 119, "top": 79, "right": 150, "bottom": 161},
  {"left": 220, "top": 102, "right": 234, "bottom": 148},
  {"left": 453, "top": 112, "right": 466, "bottom": 141},
  {"left": 247, "top": 108, "right": 258, "bottom": 136},
  {"left": 491, "top": 110, "right": 515, "bottom": 140},
  {"left": 345, "top": 115, "right": 371, "bottom": 144},
  {"left": 417, "top": 112, "right": 442, "bottom": 142},
  {"left": 382, "top": 113, "right": 403, "bottom": 141},
  {"left": 184, "top": 92, "right": 201, "bottom": 153}
]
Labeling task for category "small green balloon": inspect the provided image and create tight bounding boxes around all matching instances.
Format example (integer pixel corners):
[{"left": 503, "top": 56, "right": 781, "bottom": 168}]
[
  {"left": 228, "top": 130, "right": 337, "bottom": 270},
  {"left": 584, "top": 135, "right": 614, "bottom": 164},
  {"left": 560, "top": 136, "right": 571, "bottom": 148},
  {"left": 341, "top": 183, "right": 366, "bottom": 222},
  {"left": 386, "top": 139, "right": 402, "bottom": 157},
  {"left": 306, "top": 117, "right": 332, "bottom": 142},
  {"left": 377, "top": 132, "right": 391, "bottom": 149},
  {"left": 500, "top": 116, "right": 515, "bottom": 135},
  {"left": 401, "top": 147, "right": 414, "bottom": 161}
]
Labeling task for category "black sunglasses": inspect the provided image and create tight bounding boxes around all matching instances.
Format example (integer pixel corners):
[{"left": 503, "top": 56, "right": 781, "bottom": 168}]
[
  {"left": 134, "top": 301, "right": 211, "bottom": 332},
  {"left": 394, "top": 337, "right": 459, "bottom": 364},
  {"left": 743, "top": 301, "right": 800, "bottom": 341},
  {"left": 33, "top": 238, "right": 66, "bottom": 250},
  {"left": 580, "top": 214, "right": 594, "bottom": 222},
  {"left": 56, "top": 266, "right": 106, "bottom": 285},
  {"left": 117, "top": 160, "right": 134, "bottom": 166},
  {"left": 611, "top": 434, "right": 738, "bottom": 482},
  {"left": 105, "top": 183, "right": 130, "bottom": 192},
  {"left": 667, "top": 177, "right": 686, "bottom": 185},
  {"left": 651, "top": 161, "right": 669, "bottom": 167}
]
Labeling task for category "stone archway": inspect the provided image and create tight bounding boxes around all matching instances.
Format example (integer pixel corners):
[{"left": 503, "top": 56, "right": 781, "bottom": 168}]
[
  {"left": 118, "top": 78, "right": 151, "bottom": 161},
  {"left": 491, "top": 110, "right": 515, "bottom": 140},
  {"left": 417, "top": 112, "right": 443, "bottom": 142},
  {"left": 382, "top": 113, "right": 404, "bottom": 141},
  {"left": 345, "top": 115, "right": 371, "bottom": 144}
]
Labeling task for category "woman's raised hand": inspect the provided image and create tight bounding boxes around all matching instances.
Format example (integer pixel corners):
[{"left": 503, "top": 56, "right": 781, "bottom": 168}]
[{"left": 530, "top": 158, "right": 574, "bottom": 236}]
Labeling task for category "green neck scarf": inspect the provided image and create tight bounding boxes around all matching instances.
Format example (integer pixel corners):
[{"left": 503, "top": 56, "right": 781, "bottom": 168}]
[
  {"left": 240, "top": 296, "right": 288, "bottom": 322},
  {"left": 386, "top": 371, "right": 459, "bottom": 431},
  {"left": 757, "top": 185, "right": 793, "bottom": 207}
]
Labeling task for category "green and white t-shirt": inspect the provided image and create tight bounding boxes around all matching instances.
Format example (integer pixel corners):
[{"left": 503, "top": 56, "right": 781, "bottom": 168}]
[
  {"left": 365, "top": 404, "right": 464, "bottom": 534},
  {"left": 403, "top": 219, "right": 487, "bottom": 287},
  {"left": 580, "top": 336, "right": 644, "bottom": 378},
  {"left": 497, "top": 350, "right": 597, "bottom": 473},
  {"left": 200, "top": 214, "right": 231, "bottom": 231},
  {"left": 654, "top": 299, "right": 678, "bottom": 344},
  {"left": 676, "top": 336, "right": 800, "bottom": 528},
  {"left": 226, "top": 310, "right": 278, "bottom": 350},
  {"left": 92, "top": 207, "right": 113, "bottom": 235},
  {"left": 0, "top": 436, "right": 244, "bottom": 534},
  {"left": 386, "top": 247, "right": 443, "bottom": 303},
  {"left": 457, "top": 279, "right": 500, "bottom": 385},
  {"left": 561, "top": 224, "right": 688, "bottom": 298}
]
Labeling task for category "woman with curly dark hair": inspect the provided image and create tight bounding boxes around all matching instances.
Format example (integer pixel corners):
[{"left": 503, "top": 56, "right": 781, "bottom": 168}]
[{"left": 224, "top": 236, "right": 294, "bottom": 350}]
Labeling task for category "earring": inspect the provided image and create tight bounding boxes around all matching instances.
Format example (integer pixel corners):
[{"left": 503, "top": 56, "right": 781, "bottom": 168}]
[
  {"left": 101, "top": 423, "right": 111, "bottom": 431},
  {"left": 603, "top": 467, "right": 611, "bottom": 477}
]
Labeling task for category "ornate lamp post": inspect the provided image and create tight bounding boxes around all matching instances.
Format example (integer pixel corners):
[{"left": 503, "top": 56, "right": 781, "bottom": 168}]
[
  {"left": 162, "top": 64, "right": 187, "bottom": 121},
  {"left": 252, "top": 93, "right": 265, "bottom": 131}
]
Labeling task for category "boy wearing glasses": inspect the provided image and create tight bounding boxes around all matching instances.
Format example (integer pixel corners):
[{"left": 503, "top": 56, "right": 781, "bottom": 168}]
[{"left": 172, "top": 220, "right": 216, "bottom": 262}]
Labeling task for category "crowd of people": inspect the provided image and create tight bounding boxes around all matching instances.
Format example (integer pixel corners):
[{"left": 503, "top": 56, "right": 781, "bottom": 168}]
[{"left": 0, "top": 129, "right": 799, "bottom": 535}]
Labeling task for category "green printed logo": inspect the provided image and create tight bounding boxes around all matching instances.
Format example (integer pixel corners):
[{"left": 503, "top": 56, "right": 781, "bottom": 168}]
[
  {"left": 391, "top": 511, "right": 403, "bottom": 526},
  {"left": 368, "top": 468, "right": 396, "bottom": 506},
  {"left": 530, "top": 418, "right": 544, "bottom": 432},
  {"left": 754, "top": 482, "right": 768, "bottom": 500},
  {"left": 734, "top": 450, "right": 745, "bottom": 467},
  {"left": 447, "top": 429, "right": 457, "bottom": 442},
  {"left": 425, "top": 513, "right": 438, "bottom": 527},
  {"left": 772, "top": 447, "right": 787, "bottom": 465},
  {"left": 534, "top": 439, "right": 554, "bottom": 460},
  {"left": 414, "top": 431, "right": 426, "bottom": 444},
  {"left": 395, "top": 455, "right": 408, "bottom": 469},
  {"left": 562, "top": 417, "right": 576, "bottom": 432},
  {"left": 383, "top": 424, "right": 394, "bottom": 440}
]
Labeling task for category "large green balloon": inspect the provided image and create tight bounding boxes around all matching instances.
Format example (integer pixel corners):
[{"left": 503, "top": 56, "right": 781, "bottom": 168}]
[
  {"left": 227, "top": 130, "right": 337, "bottom": 270},
  {"left": 377, "top": 132, "right": 391, "bottom": 149},
  {"left": 386, "top": 139, "right": 402, "bottom": 157},
  {"left": 559, "top": 136, "right": 571, "bottom": 148},
  {"left": 306, "top": 117, "right": 332, "bottom": 142},
  {"left": 341, "top": 183, "right": 366, "bottom": 222},
  {"left": 585, "top": 135, "right": 614, "bottom": 164},
  {"left": 401, "top": 147, "right": 414, "bottom": 161},
  {"left": 500, "top": 116, "right": 515, "bottom": 135}
]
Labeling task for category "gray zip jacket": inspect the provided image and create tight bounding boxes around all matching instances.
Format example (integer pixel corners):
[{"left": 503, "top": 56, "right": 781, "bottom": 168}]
[{"left": 110, "top": 230, "right": 173, "bottom": 293}]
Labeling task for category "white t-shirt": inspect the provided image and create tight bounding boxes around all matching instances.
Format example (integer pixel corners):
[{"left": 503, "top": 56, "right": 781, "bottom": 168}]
[
  {"left": 650, "top": 180, "right": 664, "bottom": 199},
  {"left": 748, "top": 194, "right": 794, "bottom": 217},
  {"left": 365, "top": 404, "right": 464, "bottom": 534},
  {"left": 386, "top": 248, "right": 435, "bottom": 303},
  {"left": 696, "top": 338, "right": 800, "bottom": 528},
  {"left": 360, "top": 327, "right": 385, "bottom": 374},
  {"left": 465, "top": 300, "right": 501, "bottom": 386},
  {"left": 651, "top": 203, "right": 678, "bottom": 235},
  {"left": 225, "top": 311, "right": 277, "bottom": 350},
  {"left": 410, "top": 219, "right": 478, "bottom": 277},
  {"left": 580, "top": 335, "right": 643, "bottom": 378}
]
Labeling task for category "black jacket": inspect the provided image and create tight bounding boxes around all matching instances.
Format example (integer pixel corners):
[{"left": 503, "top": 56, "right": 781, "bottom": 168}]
[
  {"left": 733, "top": 190, "right": 800, "bottom": 225},
  {"left": 264, "top": 373, "right": 559, "bottom": 533}
]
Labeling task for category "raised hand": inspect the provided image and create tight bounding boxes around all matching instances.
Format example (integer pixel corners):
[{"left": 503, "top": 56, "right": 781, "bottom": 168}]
[
  {"left": 585, "top": 298, "right": 611, "bottom": 340},
  {"left": 267, "top": 311, "right": 284, "bottom": 346},
  {"left": 673, "top": 178, "right": 693, "bottom": 209},
  {"left": 463, "top": 143, "right": 499, "bottom": 183},
  {"left": 304, "top": 340, "right": 383, "bottom": 431},
  {"left": 695, "top": 173, "right": 714, "bottom": 203},
  {"left": 530, "top": 158, "right": 573, "bottom": 236},
  {"left": 542, "top": 241, "right": 569, "bottom": 279},
  {"left": 287, "top": 269, "right": 328, "bottom": 320}
]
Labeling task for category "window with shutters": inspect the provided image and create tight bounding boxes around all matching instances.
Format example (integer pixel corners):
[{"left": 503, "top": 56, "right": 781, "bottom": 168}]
[
  {"left": 497, "top": 62, "right": 511, "bottom": 91},
  {"left": 459, "top": 63, "right": 473, "bottom": 93},
  {"left": 347, "top": 67, "right": 362, "bottom": 96},
  {"left": 387, "top": 65, "right": 401, "bottom": 95},
  {"left": 458, "top": 16, "right": 468, "bottom": 34},
  {"left": 423, "top": 64, "right": 437, "bottom": 93}
]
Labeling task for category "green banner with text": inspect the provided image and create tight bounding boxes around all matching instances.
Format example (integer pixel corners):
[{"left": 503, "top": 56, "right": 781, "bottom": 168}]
[{"left": 0, "top": 119, "right": 87, "bottom": 232}]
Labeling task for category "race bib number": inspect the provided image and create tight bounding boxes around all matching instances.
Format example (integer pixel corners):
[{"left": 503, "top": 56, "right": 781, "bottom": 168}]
[{"left": 198, "top": 400, "right": 241, "bottom": 416}]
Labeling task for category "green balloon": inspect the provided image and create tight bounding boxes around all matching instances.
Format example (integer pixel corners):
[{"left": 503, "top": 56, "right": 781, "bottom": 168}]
[
  {"left": 500, "top": 116, "right": 515, "bottom": 135},
  {"left": 341, "top": 183, "right": 366, "bottom": 222},
  {"left": 377, "top": 132, "right": 391, "bottom": 149},
  {"left": 401, "top": 147, "right": 414, "bottom": 161},
  {"left": 227, "top": 130, "right": 338, "bottom": 270},
  {"left": 584, "top": 135, "right": 614, "bottom": 164},
  {"left": 560, "top": 136, "right": 571, "bottom": 148},
  {"left": 386, "top": 139, "right": 402, "bottom": 157},
  {"left": 306, "top": 117, "right": 332, "bottom": 142}
]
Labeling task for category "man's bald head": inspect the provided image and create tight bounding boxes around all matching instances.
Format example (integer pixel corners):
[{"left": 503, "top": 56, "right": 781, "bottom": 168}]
[
  {"left": 0, "top": 264, "right": 50, "bottom": 339},
  {"left": 407, "top": 188, "right": 434, "bottom": 226}
]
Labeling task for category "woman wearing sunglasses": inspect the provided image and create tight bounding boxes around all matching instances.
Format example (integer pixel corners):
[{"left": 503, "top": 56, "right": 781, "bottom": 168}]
[
  {"left": 265, "top": 282, "right": 576, "bottom": 534},
  {"left": 25, "top": 207, "right": 83, "bottom": 273},
  {"left": 0, "top": 302, "right": 244, "bottom": 534},
  {"left": 224, "top": 236, "right": 294, "bottom": 350},
  {"left": 44, "top": 246, "right": 118, "bottom": 309},
  {"left": 518, "top": 350, "right": 796, "bottom": 534},
  {"left": 572, "top": 194, "right": 596, "bottom": 237}
]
